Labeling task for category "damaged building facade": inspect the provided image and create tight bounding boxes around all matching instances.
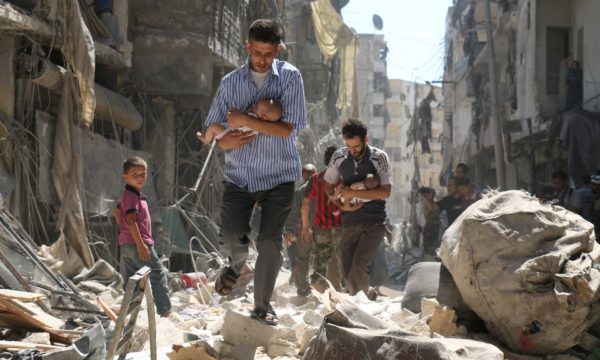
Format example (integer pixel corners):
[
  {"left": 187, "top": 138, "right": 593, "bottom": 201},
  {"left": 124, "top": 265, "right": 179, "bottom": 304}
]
[
  {"left": 0, "top": 0, "right": 355, "bottom": 273},
  {"left": 0, "top": 0, "right": 360, "bottom": 357},
  {"left": 442, "top": 0, "right": 600, "bottom": 191},
  {"left": 356, "top": 33, "right": 389, "bottom": 149},
  {"left": 384, "top": 80, "right": 444, "bottom": 223}
]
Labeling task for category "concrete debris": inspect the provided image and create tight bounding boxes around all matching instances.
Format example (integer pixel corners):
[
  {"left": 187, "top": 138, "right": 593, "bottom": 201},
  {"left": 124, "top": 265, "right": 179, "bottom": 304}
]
[
  {"left": 293, "top": 323, "right": 318, "bottom": 354},
  {"left": 428, "top": 305, "right": 459, "bottom": 337},
  {"left": 303, "top": 305, "right": 505, "bottom": 360},
  {"left": 167, "top": 340, "right": 217, "bottom": 360},
  {"left": 420, "top": 297, "right": 439, "bottom": 319},
  {"left": 220, "top": 310, "right": 297, "bottom": 358},
  {"left": 254, "top": 346, "right": 270, "bottom": 359},
  {"left": 21, "top": 332, "right": 51, "bottom": 346}
]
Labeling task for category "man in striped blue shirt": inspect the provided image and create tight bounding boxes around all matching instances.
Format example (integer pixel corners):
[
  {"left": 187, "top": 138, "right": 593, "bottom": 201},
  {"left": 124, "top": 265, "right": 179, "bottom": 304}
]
[{"left": 204, "top": 19, "right": 306, "bottom": 326}]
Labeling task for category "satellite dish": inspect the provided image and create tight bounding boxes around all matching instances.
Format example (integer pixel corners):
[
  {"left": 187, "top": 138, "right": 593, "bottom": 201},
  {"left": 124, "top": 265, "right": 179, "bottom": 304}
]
[{"left": 372, "top": 14, "right": 384, "bottom": 31}]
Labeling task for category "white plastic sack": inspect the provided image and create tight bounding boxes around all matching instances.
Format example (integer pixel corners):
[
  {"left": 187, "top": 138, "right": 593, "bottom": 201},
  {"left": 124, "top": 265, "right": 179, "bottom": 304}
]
[{"left": 440, "top": 190, "right": 600, "bottom": 354}]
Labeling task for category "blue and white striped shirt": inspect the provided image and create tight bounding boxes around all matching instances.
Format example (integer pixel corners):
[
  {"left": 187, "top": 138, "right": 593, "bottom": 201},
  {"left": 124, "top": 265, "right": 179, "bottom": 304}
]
[{"left": 205, "top": 59, "right": 307, "bottom": 192}]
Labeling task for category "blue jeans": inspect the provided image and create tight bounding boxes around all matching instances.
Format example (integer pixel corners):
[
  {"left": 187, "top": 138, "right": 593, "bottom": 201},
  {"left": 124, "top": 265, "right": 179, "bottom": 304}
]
[{"left": 119, "top": 244, "right": 171, "bottom": 315}]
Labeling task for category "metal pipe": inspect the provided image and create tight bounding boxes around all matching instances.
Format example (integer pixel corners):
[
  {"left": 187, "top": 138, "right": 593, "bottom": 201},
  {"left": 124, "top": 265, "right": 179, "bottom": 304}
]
[
  {"left": 484, "top": 0, "right": 506, "bottom": 189},
  {"left": 30, "top": 59, "right": 143, "bottom": 130}
]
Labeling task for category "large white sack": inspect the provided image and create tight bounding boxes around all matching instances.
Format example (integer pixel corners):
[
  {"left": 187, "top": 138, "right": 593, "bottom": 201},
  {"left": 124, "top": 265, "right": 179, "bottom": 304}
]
[{"left": 439, "top": 190, "right": 600, "bottom": 354}]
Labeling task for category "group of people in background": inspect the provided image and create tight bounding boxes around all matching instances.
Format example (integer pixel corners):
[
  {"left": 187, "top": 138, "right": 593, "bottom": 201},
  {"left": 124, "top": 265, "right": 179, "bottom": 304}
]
[
  {"left": 543, "top": 170, "right": 600, "bottom": 239},
  {"left": 418, "top": 163, "right": 481, "bottom": 259},
  {"left": 417, "top": 165, "right": 600, "bottom": 261},
  {"left": 285, "top": 119, "right": 392, "bottom": 303}
]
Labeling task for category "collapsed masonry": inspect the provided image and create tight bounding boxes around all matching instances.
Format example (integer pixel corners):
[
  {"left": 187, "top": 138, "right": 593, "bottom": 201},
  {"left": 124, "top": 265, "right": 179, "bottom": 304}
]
[{"left": 0, "top": 178, "right": 598, "bottom": 359}]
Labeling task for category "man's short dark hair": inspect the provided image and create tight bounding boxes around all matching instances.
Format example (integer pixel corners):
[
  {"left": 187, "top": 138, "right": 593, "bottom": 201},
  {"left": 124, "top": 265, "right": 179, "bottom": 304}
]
[
  {"left": 341, "top": 119, "right": 368, "bottom": 142},
  {"left": 551, "top": 170, "right": 569, "bottom": 182},
  {"left": 248, "top": 19, "right": 283, "bottom": 45},
  {"left": 418, "top": 186, "right": 435, "bottom": 195},
  {"left": 455, "top": 176, "right": 471, "bottom": 187},
  {"left": 456, "top": 163, "right": 469, "bottom": 174},
  {"left": 324, "top": 145, "right": 338, "bottom": 166},
  {"left": 123, "top": 156, "right": 147, "bottom": 174}
]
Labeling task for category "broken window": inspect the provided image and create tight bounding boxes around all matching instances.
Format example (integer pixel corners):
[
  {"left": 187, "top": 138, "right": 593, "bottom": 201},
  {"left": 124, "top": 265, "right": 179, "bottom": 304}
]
[
  {"left": 373, "top": 104, "right": 384, "bottom": 117},
  {"left": 373, "top": 72, "right": 386, "bottom": 92}
]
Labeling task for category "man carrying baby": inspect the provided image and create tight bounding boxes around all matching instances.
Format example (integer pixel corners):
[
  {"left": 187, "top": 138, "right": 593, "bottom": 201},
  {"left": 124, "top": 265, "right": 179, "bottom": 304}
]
[
  {"left": 203, "top": 18, "right": 306, "bottom": 326},
  {"left": 197, "top": 98, "right": 283, "bottom": 144},
  {"left": 324, "top": 119, "right": 392, "bottom": 300}
]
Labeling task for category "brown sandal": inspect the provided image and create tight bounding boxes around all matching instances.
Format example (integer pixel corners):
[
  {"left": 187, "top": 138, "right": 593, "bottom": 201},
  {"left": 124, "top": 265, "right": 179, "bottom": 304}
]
[
  {"left": 251, "top": 306, "right": 279, "bottom": 326},
  {"left": 214, "top": 267, "right": 238, "bottom": 296}
]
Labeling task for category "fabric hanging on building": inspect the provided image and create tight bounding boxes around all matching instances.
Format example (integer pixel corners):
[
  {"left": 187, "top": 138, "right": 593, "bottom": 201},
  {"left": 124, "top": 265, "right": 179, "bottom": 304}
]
[
  {"left": 310, "top": 0, "right": 359, "bottom": 117},
  {"left": 58, "top": 0, "right": 96, "bottom": 128},
  {"left": 45, "top": 0, "right": 98, "bottom": 268},
  {"left": 51, "top": 72, "right": 95, "bottom": 268}
]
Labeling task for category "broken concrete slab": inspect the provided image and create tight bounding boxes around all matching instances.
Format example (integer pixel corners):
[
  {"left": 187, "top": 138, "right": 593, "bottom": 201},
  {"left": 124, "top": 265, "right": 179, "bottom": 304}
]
[
  {"left": 303, "top": 306, "right": 504, "bottom": 360},
  {"left": 267, "top": 340, "right": 297, "bottom": 358},
  {"left": 293, "top": 323, "right": 318, "bottom": 355},
  {"left": 301, "top": 310, "right": 323, "bottom": 327},
  {"left": 220, "top": 310, "right": 296, "bottom": 359},
  {"left": 254, "top": 346, "right": 270, "bottom": 359}
]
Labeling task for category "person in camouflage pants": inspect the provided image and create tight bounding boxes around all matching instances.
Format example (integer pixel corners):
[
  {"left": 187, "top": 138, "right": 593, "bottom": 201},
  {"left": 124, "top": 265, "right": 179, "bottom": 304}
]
[
  {"left": 284, "top": 164, "right": 316, "bottom": 293},
  {"left": 309, "top": 226, "right": 343, "bottom": 291},
  {"left": 299, "top": 145, "right": 344, "bottom": 294}
]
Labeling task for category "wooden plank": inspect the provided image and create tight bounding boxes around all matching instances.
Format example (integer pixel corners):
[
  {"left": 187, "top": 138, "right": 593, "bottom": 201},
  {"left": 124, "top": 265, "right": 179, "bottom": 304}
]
[
  {"left": 0, "top": 289, "right": 46, "bottom": 302},
  {"left": 0, "top": 340, "right": 63, "bottom": 351},
  {"left": 0, "top": 298, "right": 64, "bottom": 329},
  {"left": 145, "top": 281, "right": 157, "bottom": 360},
  {"left": 0, "top": 312, "right": 39, "bottom": 330},
  {"left": 0, "top": 298, "right": 66, "bottom": 339},
  {"left": 106, "top": 276, "right": 137, "bottom": 359},
  {"left": 97, "top": 298, "right": 118, "bottom": 322}
]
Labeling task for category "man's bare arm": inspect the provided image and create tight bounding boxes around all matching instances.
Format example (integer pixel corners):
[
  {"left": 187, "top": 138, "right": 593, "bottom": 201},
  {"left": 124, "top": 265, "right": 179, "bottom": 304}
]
[
  {"left": 227, "top": 110, "right": 293, "bottom": 137},
  {"left": 339, "top": 184, "right": 391, "bottom": 201},
  {"left": 216, "top": 129, "right": 256, "bottom": 150},
  {"left": 301, "top": 197, "right": 312, "bottom": 244}
]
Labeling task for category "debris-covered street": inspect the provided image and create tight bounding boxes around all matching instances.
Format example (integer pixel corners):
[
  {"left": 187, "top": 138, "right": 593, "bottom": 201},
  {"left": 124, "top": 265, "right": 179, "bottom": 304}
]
[{"left": 2, "top": 0, "right": 600, "bottom": 359}]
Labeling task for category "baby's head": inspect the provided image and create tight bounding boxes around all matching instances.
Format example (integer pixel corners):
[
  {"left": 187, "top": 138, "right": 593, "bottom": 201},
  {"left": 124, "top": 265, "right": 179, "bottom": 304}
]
[
  {"left": 364, "top": 174, "right": 380, "bottom": 189},
  {"left": 254, "top": 98, "right": 283, "bottom": 121}
]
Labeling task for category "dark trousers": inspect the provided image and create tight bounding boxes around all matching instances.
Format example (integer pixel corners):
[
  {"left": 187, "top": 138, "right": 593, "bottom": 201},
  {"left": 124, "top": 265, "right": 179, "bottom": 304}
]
[
  {"left": 120, "top": 244, "right": 171, "bottom": 315},
  {"left": 219, "top": 182, "right": 294, "bottom": 312},
  {"left": 340, "top": 223, "right": 385, "bottom": 295}
]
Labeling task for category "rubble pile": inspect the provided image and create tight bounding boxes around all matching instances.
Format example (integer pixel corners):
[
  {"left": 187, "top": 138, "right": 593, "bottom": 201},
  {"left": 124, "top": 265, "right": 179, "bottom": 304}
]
[
  {"left": 440, "top": 190, "right": 600, "bottom": 354},
  {"left": 1, "top": 191, "right": 600, "bottom": 359}
]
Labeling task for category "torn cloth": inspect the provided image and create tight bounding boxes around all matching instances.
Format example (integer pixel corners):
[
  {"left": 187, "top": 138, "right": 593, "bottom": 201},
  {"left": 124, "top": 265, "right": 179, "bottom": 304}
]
[{"left": 310, "top": 0, "right": 358, "bottom": 117}]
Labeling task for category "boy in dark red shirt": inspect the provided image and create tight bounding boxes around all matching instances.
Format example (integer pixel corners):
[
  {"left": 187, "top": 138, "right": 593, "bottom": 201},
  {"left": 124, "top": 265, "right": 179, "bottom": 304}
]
[{"left": 116, "top": 156, "right": 171, "bottom": 317}]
